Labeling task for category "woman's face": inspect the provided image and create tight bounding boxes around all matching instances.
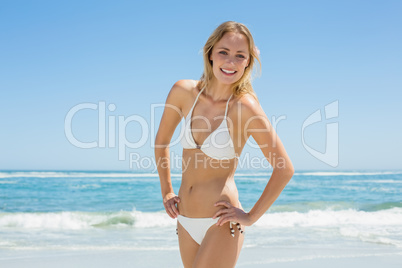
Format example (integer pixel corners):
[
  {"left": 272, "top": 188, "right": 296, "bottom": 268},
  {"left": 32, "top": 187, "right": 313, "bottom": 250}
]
[{"left": 209, "top": 32, "right": 250, "bottom": 86}]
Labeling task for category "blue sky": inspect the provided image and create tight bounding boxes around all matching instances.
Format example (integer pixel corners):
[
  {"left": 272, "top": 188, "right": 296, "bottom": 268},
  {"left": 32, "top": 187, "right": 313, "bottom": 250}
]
[{"left": 0, "top": 0, "right": 401, "bottom": 171}]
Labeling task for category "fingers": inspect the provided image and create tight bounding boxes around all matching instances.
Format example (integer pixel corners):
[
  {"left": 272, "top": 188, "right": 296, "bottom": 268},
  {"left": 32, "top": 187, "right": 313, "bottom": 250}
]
[
  {"left": 163, "top": 196, "right": 180, "bottom": 219},
  {"left": 173, "top": 197, "right": 181, "bottom": 216},
  {"left": 171, "top": 202, "right": 180, "bottom": 217},
  {"left": 216, "top": 213, "right": 234, "bottom": 226},
  {"left": 212, "top": 208, "right": 230, "bottom": 219},
  {"left": 213, "top": 201, "right": 234, "bottom": 224},
  {"left": 213, "top": 201, "right": 246, "bottom": 226},
  {"left": 164, "top": 202, "right": 175, "bottom": 218},
  {"left": 214, "top": 200, "right": 231, "bottom": 208},
  {"left": 165, "top": 203, "right": 179, "bottom": 218},
  {"left": 213, "top": 207, "right": 236, "bottom": 226}
]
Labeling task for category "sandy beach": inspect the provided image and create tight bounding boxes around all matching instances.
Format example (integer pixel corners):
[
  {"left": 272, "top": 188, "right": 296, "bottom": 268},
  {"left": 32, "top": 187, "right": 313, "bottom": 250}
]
[{"left": 1, "top": 246, "right": 402, "bottom": 268}]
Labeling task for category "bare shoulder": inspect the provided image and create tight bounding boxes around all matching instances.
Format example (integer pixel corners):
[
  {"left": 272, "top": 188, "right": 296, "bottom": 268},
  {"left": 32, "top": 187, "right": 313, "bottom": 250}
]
[
  {"left": 170, "top": 79, "right": 198, "bottom": 96},
  {"left": 233, "top": 93, "right": 271, "bottom": 135},
  {"left": 165, "top": 79, "right": 199, "bottom": 108},
  {"left": 236, "top": 93, "right": 266, "bottom": 117}
]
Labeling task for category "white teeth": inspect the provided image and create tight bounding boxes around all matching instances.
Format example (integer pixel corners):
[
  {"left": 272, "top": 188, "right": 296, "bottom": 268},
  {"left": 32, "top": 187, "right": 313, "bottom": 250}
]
[{"left": 221, "top": 68, "right": 236, "bottom": 74}]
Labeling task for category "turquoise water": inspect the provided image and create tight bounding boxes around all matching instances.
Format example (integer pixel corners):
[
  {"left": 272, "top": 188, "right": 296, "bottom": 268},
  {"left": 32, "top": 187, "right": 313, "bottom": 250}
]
[{"left": 1, "top": 170, "right": 402, "bottom": 250}]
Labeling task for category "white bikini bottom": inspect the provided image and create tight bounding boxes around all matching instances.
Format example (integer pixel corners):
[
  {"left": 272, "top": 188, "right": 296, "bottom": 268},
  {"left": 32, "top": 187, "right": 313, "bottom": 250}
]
[{"left": 176, "top": 215, "right": 244, "bottom": 245}]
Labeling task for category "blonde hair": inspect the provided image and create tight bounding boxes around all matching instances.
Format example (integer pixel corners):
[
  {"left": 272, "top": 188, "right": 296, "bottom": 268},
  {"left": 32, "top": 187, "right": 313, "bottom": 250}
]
[{"left": 198, "top": 21, "right": 261, "bottom": 100}]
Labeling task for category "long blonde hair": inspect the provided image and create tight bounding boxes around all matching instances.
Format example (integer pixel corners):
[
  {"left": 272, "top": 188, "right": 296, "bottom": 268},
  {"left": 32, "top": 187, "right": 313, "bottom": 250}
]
[{"left": 198, "top": 21, "right": 261, "bottom": 100}]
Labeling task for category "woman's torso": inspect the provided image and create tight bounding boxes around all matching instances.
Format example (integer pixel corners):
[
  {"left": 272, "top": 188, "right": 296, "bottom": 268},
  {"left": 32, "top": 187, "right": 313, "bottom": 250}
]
[{"left": 177, "top": 80, "right": 246, "bottom": 217}]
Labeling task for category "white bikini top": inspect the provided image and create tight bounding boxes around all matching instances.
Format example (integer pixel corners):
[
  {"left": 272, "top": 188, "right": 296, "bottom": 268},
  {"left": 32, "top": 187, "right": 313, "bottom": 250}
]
[{"left": 180, "top": 87, "right": 238, "bottom": 160}]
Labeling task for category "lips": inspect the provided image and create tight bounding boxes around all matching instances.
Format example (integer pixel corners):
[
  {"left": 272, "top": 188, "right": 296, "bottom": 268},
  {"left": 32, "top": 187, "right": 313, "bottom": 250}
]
[{"left": 220, "top": 68, "right": 237, "bottom": 75}]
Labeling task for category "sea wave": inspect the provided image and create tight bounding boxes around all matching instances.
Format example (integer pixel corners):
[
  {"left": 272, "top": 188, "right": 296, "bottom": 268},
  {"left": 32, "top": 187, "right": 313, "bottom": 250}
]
[
  {"left": 1, "top": 170, "right": 401, "bottom": 179},
  {"left": 0, "top": 180, "right": 17, "bottom": 184},
  {"left": 1, "top": 208, "right": 402, "bottom": 231},
  {"left": 0, "top": 171, "right": 181, "bottom": 179},
  {"left": 294, "top": 171, "right": 402, "bottom": 176},
  {"left": 0, "top": 211, "right": 174, "bottom": 230},
  {"left": 1, "top": 170, "right": 402, "bottom": 180},
  {"left": 345, "top": 179, "right": 402, "bottom": 184},
  {"left": 339, "top": 226, "right": 402, "bottom": 248},
  {"left": 255, "top": 207, "right": 402, "bottom": 228}
]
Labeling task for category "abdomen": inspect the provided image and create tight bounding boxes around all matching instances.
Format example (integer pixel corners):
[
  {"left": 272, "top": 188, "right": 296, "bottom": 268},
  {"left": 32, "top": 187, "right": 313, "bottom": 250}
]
[{"left": 178, "top": 152, "right": 239, "bottom": 217}]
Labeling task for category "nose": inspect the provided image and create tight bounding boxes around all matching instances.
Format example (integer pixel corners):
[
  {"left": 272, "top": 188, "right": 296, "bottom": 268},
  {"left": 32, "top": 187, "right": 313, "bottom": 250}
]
[{"left": 225, "top": 56, "right": 236, "bottom": 67}]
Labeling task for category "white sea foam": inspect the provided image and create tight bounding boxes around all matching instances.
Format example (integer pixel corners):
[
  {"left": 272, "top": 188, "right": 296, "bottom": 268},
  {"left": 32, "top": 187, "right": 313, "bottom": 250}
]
[
  {"left": 234, "top": 171, "right": 402, "bottom": 177},
  {"left": 294, "top": 171, "right": 402, "bottom": 176},
  {"left": 1, "top": 170, "right": 401, "bottom": 179},
  {"left": 0, "top": 245, "right": 180, "bottom": 252},
  {"left": 0, "top": 211, "right": 175, "bottom": 230},
  {"left": 255, "top": 207, "right": 402, "bottom": 228},
  {"left": 1, "top": 208, "right": 401, "bottom": 231},
  {"left": 0, "top": 180, "right": 17, "bottom": 184},
  {"left": 339, "top": 226, "right": 402, "bottom": 247},
  {"left": 346, "top": 179, "right": 402, "bottom": 184},
  {"left": 222, "top": 171, "right": 402, "bottom": 179},
  {"left": 1, "top": 209, "right": 402, "bottom": 251},
  {"left": 237, "top": 252, "right": 402, "bottom": 265},
  {"left": 0, "top": 172, "right": 182, "bottom": 179},
  {"left": 69, "top": 184, "right": 102, "bottom": 190}
]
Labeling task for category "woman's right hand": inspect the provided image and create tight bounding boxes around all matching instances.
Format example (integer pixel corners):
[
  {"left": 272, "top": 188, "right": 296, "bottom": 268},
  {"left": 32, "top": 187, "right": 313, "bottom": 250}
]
[{"left": 163, "top": 193, "right": 181, "bottom": 219}]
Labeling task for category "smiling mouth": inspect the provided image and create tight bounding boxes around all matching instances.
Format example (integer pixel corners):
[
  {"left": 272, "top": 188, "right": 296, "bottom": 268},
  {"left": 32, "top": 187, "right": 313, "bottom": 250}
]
[{"left": 220, "top": 68, "right": 237, "bottom": 75}]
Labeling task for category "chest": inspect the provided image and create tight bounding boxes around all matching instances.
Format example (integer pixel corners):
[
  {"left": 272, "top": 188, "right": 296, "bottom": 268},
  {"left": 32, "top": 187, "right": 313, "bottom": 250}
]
[{"left": 190, "top": 103, "right": 228, "bottom": 135}]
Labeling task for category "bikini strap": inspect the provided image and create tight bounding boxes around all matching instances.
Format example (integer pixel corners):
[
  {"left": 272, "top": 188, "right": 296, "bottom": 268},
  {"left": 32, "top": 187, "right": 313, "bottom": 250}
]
[
  {"left": 224, "top": 94, "right": 233, "bottom": 117},
  {"left": 192, "top": 87, "right": 232, "bottom": 117},
  {"left": 190, "top": 86, "right": 205, "bottom": 112}
]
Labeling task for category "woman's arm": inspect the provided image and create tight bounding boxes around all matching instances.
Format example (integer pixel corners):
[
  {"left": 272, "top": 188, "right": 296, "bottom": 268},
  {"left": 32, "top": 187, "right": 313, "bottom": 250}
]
[
  {"left": 155, "top": 80, "right": 193, "bottom": 219},
  {"left": 244, "top": 97, "right": 294, "bottom": 224},
  {"left": 214, "top": 95, "right": 294, "bottom": 226}
]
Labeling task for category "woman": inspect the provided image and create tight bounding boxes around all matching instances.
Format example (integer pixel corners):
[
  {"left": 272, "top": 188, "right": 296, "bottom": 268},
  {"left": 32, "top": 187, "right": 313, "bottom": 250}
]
[{"left": 155, "top": 21, "right": 294, "bottom": 268}]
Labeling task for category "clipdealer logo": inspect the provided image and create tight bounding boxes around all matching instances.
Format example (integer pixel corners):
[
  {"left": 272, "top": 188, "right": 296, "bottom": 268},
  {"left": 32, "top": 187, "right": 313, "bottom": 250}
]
[
  {"left": 301, "top": 100, "right": 339, "bottom": 167},
  {"left": 64, "top": 101, "right": 149, "bottom": 161},
  {"left": 64, "top": 100, "right": 339, "bottom": 168}
]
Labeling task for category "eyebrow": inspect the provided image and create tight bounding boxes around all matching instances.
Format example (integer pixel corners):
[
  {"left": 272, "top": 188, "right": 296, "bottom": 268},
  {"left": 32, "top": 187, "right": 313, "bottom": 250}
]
[{"left": 217, "top": 47, "right": 247, "bottom": 54}]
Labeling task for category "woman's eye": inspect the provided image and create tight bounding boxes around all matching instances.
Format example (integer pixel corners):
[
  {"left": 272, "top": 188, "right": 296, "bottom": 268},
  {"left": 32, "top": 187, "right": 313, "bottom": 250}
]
[
  {"left": 219, "top": 51, "right": 228, "bottom": 55},
  {"left": 237, "top": 54, "right": 245, "bottom": 58}
]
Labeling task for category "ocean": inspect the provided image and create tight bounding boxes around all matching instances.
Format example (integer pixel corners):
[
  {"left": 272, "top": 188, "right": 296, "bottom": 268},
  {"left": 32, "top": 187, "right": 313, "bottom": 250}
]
[{"left": 1, "top": 170, "right": 402, "bottom": 262}]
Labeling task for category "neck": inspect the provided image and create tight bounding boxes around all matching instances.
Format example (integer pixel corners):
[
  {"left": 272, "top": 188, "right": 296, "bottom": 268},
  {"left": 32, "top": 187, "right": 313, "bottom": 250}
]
[{"left": 205, "top": 78, "right": 233, "bottom": 102}]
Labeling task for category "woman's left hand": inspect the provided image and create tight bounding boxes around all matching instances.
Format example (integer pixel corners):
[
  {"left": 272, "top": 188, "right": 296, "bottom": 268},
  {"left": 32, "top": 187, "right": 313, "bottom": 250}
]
[{"left": 212, "top": 201, "right": 253, "bottom": 227}]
